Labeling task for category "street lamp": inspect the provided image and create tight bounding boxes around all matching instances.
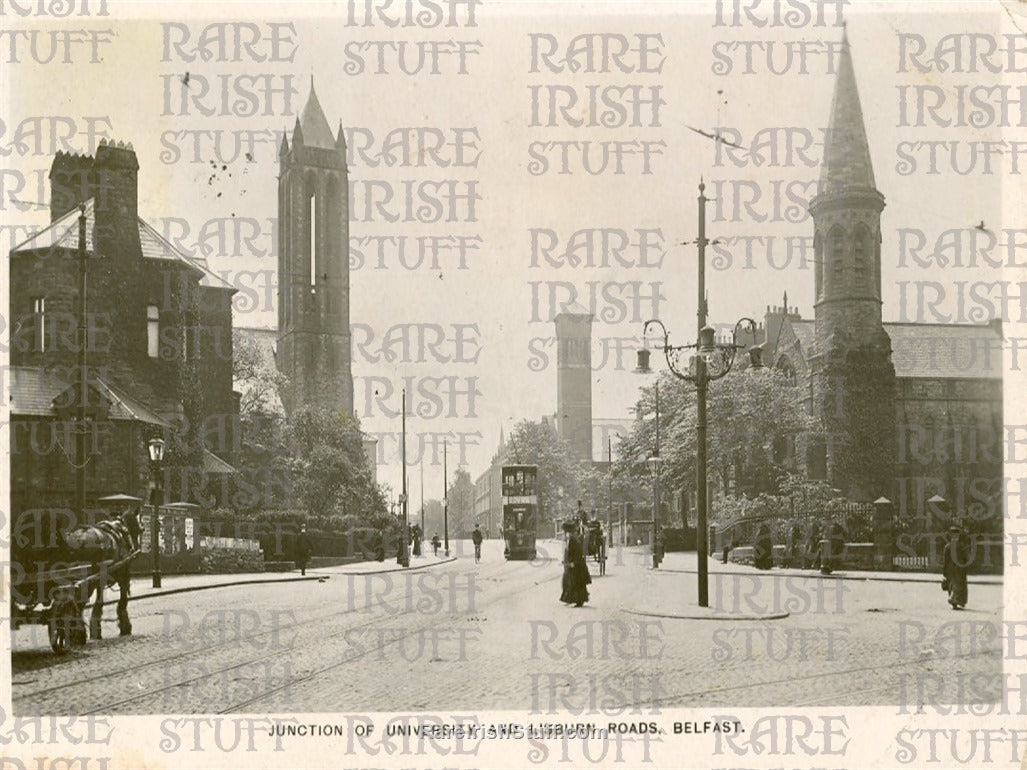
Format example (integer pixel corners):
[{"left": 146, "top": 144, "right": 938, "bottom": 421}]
[
  {"left": 146, "top": 437, "right": 165, "bottom": 588},
  {"left": 634, "top": 179, "right": 764, "bottom": 608},
  {"left": 647, "top": 449, "right": 663, "bottom": 569}
]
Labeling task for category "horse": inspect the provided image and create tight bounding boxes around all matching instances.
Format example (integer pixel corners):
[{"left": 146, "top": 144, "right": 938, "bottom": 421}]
[{"left": 60, "top": 508, "right": 142, "bottom": 639}]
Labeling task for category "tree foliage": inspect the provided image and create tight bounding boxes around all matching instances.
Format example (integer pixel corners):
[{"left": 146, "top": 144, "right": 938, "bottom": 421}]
[
  {"left": 446, "top": 468, "right": 475, "bottom": 536},
  {"left": 615, "top": 368, "right": 816, "bottom": 516}
]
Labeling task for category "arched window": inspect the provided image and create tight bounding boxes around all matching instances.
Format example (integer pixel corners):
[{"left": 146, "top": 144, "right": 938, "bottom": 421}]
[
  {"left": 305, "top": 173, "right": 318, "bottom": 292},
  {"left": 828, "top": 225, "right": 845, "bottom": 274},
  {"left": 853, "top": 224, "right": 870, "bottom": 284}
]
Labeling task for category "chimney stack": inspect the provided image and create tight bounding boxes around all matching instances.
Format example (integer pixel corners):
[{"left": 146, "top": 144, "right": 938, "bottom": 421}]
[{"left": 92, "top": 138, "right": 141, "bottom": 255}]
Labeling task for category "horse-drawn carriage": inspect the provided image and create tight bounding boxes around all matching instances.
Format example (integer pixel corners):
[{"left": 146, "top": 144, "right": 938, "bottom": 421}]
[{"left": 10, "top": 506, "right": 141, "bottom": 654}]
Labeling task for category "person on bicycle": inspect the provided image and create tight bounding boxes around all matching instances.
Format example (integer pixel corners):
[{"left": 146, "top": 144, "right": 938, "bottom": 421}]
[{"left": 472, "top": 524, "right": 483, "bottom": 562}]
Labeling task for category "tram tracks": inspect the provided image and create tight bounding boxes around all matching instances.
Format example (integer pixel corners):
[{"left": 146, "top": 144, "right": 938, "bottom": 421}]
[{"left": 15, "top": 556, "right": 560, "bottom": 715}]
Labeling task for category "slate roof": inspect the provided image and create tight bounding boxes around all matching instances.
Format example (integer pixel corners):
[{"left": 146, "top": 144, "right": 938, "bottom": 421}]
[
  {"left": 10, "top": 199, "right": 235, "bottom": 291},
  {"left": 773, "top": 319, "right": 1001, "bottom": 381},
  {"left": 8, "top": 365, "right": 169, "bottom": 425},
  {"left": 884, "top": 323, "right": 1002, "bottom": 380}
]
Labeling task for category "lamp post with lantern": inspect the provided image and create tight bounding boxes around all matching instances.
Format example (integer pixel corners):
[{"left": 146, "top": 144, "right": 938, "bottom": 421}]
[
  {"left": 646, "top": 381, "right": 663, "bottom": 569},
  {"left": 634, "top": 179, "right": 764, "bottom": 607},
  {"left": 146, "top": 437, "right": 165, "bottom": 588}
]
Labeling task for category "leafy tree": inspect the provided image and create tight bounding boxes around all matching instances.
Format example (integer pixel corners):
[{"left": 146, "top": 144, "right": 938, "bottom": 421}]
[
  {"left": 505, "top": 419, "right": 604, "bottom": 530},
  {"left": 287, "top": 405, "right": 386, "bottom": 525},
  {"left": 446, "top": 468, "right": 475, "bottom": 536},
  {"left": 617, "top": 368, "right": 816, "bottom": 526}
]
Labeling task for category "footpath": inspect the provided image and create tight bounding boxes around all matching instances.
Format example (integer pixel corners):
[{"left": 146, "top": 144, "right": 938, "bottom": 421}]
[
  {"left": 115, "top": 541, "right": 1001, "bottom": 606},
  {"left": 115, "top": 552, "right": 458, "bottom": 605}
]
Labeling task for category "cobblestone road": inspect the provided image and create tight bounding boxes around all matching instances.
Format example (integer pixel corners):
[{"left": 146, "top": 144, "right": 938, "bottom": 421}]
[{"left": 10, "top": 540, "right": 1004, "bottom": 716}]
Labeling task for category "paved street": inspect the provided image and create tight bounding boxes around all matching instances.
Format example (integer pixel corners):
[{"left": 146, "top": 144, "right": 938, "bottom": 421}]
[{"left": 10, "top": 540, "right": 1003, "bottom": 715}]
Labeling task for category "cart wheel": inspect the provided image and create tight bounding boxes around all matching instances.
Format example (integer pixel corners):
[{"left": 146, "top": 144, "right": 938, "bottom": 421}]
[{"left": 49, "top": 617, "right": 72, "bottom": 654}]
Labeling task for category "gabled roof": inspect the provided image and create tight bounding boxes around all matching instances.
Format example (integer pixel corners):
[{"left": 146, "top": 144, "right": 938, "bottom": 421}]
[
  {"left": 10, "top": 199, "right": 235, "bottom": 291},
  {"left": 884, "top": 323, "right": 1002, "bottom": 380},
  {"left": 203, "top": 449, "right": 237, "bottom": 475},
  {"left": 8, "top": 365, "right": 170, "bottom": 425}
]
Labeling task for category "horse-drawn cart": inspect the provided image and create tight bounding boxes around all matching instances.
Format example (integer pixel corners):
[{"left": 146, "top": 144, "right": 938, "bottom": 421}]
[
  {"left": 11, "top": 506, "right": 143, "bottom": 654},
  {"left": 11, "top": 553, "right": 137, "bottom": 654},
  {"left": 586, "top": 520, "right": 607, "bottom": 576}
]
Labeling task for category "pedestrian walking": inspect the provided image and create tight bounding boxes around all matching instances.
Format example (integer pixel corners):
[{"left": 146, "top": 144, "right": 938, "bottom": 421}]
[
  {"left": 787, "top": 524, "right": 803, "bottom": 568},
  {"left": 472, "top": 524, "right": 483, "bottom": 563},
  {"left": 431, "top": 532, "right": 441, "bottom": 556},
  {"left": 825, "top": 522, "right": 846, "bottom": 574},
  {"left": 753, "top": 524, "right": 773, "bottom": 570},
  {"left": 295, "top": 525, "right": 311, "bottom": 576},
  {"left": 805, "top": 522, "right": 822, "bottom": 570},
  {"left": 560, "top": 520, "right": 591, "bottom": 607},
  {"left": 942, "top": 523, "right": 970, "bottom": 610}
]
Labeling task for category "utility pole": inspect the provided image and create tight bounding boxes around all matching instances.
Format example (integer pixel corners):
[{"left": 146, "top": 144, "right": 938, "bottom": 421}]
[
  {"left": 696, "top": 182, "right": 710, "bottom": 607},
  {"left": 75, "top": 204, "right": 87, "bottom": 517},
  {"left": 607, "top": 436, "right": 613, "bottom": 547},
  {"left": 443, "top": 439, "right": 449, "bottom": 556}
]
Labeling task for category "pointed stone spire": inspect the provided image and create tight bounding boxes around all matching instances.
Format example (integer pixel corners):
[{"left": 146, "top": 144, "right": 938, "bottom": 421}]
[
  {"left": 299, "top": 78, "right": 336, "bottom": 150},
  {"left": 819, "top": 28, "right": 876, "bottom": 194},
  {"left": 336, "top": 120, "right": 347, "bottom": 151},
  {"left": 783, "top": 290, "right": 788, "bottom": 314},
  {"left": 292, "top": 116, "right": 304, "bottom": 147},
  {"left": 279, "top": 129, "right": 289, "bottom": 159}
]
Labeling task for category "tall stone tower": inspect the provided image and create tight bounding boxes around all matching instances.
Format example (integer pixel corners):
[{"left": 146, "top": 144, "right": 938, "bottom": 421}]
[
  {"left": 554, "top": 303, "right": 593, "bottom": 463},
  {"left": 277, "top": 80, "right": 354, "bottom": 418},
  {"left": 808, "top": 30, "right": 896, "bottom": 501}
]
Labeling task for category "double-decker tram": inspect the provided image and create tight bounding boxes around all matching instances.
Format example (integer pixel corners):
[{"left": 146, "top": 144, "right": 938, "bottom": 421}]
[{"left": 502, "top": 464, "right": 538, "bottom": 560}]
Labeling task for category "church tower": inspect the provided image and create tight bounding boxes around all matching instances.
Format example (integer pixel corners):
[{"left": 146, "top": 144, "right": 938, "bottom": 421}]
[
  {"left": 276, "top": 80, "right": 354, "bottom": 418},
  {"left": 554, "top": 303, "right": 594, "bottom": 463},
  {"left": 808, "top": 29, "right": 896, "bottom": 501}
]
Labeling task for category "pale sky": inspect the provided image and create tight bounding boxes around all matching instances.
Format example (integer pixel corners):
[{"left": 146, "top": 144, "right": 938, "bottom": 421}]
[{"left": 1, "top": 0, "right": 1016, "bottom": 500}]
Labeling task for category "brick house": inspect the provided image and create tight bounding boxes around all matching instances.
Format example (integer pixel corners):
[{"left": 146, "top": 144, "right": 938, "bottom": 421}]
[{"left": 8, "top": 139, "right": 238, "bottom": 515}]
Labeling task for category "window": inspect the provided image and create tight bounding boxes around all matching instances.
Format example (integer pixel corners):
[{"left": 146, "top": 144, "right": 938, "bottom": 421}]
[
  {"left": 33, "top": 297, "right": 46, "bottom": 352},
  {"left": 147, "top": 305, "right": 159, "bottom": 358},
  {"left": 829, "top": 226, "right": 845, "bottom": 273}
]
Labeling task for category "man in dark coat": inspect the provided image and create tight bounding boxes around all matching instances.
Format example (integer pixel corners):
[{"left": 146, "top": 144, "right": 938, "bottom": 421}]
[
  {"left": 560, "top": 520, "right": 591, "bottom": 607},
  {"left": 295, "top": 526, "right": 311, "bottom": 576},
  {"left": 753, "top": 524, "right": 773, "bottom": 570},
  {"left": 942, "top": 524, "right": 971, "bottom": 609}
]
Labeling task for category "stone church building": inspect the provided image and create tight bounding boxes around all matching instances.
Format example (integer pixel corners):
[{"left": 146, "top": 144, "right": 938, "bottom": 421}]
[{"left": 753, "top": 33, "right": 1004, "bottom": 521}]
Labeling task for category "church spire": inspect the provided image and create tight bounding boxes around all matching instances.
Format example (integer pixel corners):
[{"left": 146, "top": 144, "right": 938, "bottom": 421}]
[
  {"left": 299, "top": 77, "right": 336, "bottom": 150},
  {"left": 819, "top": 28, "right": 876, "bottom": 194}
]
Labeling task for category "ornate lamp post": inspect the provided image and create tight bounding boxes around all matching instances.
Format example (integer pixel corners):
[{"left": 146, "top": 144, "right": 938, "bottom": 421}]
[
  {"left": 146, "top": 437, "right": 165, "bottom": 588},
  {"left": 634, "top": 181, "right": 765, "bottom": 607}
]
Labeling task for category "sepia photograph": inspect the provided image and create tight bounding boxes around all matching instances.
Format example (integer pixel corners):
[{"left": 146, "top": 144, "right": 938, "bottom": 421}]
[{"left": 1, "top": 1, "right": 1024, "bottom": 768}]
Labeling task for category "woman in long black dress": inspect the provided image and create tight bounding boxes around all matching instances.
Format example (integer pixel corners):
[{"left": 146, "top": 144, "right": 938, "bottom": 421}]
[
  {"left": 560, "top": 520, "right": 591, "bottom": 607},
  {"left": 942, "top": 524, "right": 970, "bottom": 609}
]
